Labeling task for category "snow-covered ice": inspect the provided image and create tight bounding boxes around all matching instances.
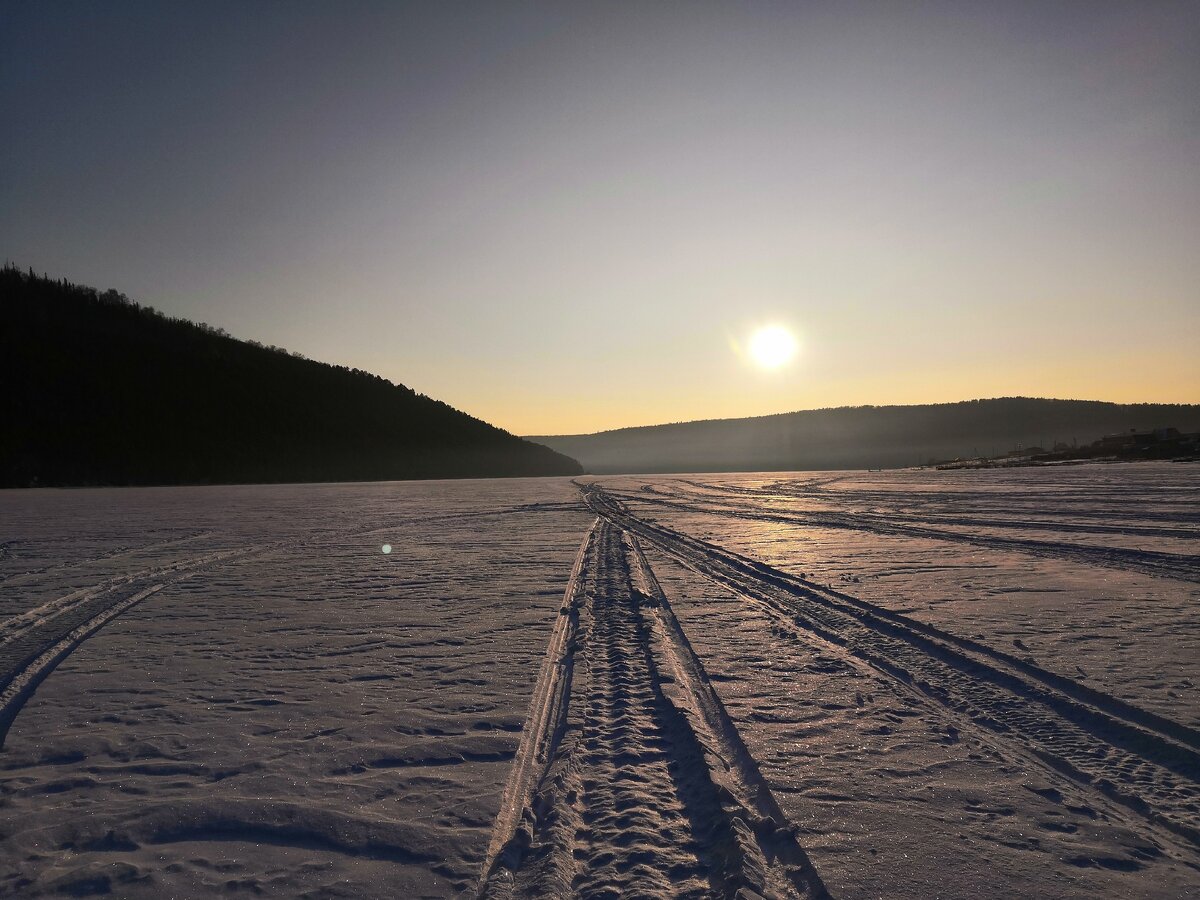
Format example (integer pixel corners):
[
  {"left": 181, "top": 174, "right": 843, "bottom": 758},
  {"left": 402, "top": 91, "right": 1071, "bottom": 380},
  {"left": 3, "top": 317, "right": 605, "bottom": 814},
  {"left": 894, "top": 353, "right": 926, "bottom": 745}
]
[
  {"left": 1, "top": 463, "right": 1198, "bottom": 897},
  {"left": 0, "top": 479, "right": 591, "bottom": 897}
]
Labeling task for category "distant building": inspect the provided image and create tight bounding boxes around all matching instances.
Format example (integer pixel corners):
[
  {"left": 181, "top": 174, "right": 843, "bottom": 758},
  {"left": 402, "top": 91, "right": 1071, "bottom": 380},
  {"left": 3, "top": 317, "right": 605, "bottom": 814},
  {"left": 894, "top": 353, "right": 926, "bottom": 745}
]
[
  {"left": 1096, "top": 429, "right": 1146, "bottom": 450},
  {"left": 1094, "top": 427, "right": 1187, "bottom": 455}
]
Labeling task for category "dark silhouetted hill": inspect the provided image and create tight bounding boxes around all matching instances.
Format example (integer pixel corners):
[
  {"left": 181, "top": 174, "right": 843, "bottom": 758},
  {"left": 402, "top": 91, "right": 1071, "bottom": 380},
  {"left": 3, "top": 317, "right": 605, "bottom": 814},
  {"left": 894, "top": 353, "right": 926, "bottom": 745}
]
[
  {"left": 1, "top": 266, "right": 581, "bottom": 487},
  {"left": 528, "top": 399, "right": 1200, "bottom": 474}
]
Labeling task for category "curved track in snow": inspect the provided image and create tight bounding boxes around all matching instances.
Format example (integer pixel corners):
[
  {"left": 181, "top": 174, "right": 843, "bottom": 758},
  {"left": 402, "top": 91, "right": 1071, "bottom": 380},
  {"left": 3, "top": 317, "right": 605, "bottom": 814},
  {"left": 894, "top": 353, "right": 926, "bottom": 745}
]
[{"left": 0, "top": 546, "right": 266, "bottom": 746}]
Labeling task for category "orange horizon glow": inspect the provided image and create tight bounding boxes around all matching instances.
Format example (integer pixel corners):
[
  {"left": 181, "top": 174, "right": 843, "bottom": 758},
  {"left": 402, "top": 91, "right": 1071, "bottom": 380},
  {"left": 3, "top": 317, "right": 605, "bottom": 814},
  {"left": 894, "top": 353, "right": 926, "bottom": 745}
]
[
  {"left": 387, "top": 321, "right": 1199, "bottom": 436},
  {"left": 7, "top": 5, "right": 1196, "bottom": 443},
  {"left": 489, "top": 368, "right": 1200, "bottom": 437}
]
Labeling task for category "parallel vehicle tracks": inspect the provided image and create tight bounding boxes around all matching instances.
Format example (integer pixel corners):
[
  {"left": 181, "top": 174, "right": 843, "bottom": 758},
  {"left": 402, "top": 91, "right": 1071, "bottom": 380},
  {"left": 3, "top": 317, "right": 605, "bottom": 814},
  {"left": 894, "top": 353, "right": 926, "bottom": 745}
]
[
  {"left": 480, "top": 519, "right": 827, "bottom": 899},
  {"left": 627, "top": 484, "right": 1200, "bottom": 582},
  {"left": 581, "top": 484, "right": 1200, "bottom": 853},
  {"left": 0, "top": 546, "right": 266, "bottom": 745}
]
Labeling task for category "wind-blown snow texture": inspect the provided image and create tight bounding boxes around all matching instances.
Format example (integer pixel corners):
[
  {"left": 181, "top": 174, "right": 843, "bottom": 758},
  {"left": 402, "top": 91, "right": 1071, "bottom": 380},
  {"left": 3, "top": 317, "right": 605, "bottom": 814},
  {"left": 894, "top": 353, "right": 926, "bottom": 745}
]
[{"left": 1, "top": 463, "right": 1198, "bottom": 898}]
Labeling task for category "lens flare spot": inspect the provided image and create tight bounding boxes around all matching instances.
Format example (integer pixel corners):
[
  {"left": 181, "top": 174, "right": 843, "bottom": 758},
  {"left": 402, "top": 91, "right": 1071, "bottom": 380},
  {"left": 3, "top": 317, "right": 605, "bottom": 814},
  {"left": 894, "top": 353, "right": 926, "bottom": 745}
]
[{"left": 381, "top": 544, "right": 392, "bottom": 554}]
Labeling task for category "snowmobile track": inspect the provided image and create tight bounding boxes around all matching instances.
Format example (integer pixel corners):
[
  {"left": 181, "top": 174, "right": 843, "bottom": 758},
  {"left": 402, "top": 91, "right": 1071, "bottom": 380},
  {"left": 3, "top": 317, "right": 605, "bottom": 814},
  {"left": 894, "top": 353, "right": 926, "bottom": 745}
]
[
  {"left": 0, "top": 545, "right": 265, "bottom": 747},
  {"left": 612, "top": 488, "right": 1200, "bottom": 583},
  {"left": 583, "top": 485, "right": 1200, "bottom": 851},
  {"left": 480, "top": 519, "right": 826, "bottom": 899},
  {"left": 0, "top": 517, "right": 435, "bottom": 748}
]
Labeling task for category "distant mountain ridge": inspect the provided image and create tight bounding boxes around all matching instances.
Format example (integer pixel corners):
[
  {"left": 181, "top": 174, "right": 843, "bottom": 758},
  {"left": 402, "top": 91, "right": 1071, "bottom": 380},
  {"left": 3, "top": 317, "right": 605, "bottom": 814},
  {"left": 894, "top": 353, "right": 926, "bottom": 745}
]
[
  {"left": 528, "top": 399, "right": 1200, "bottom": 474},
  {"left": 1, "top": 266, "right": 581, "bottom": 487}
]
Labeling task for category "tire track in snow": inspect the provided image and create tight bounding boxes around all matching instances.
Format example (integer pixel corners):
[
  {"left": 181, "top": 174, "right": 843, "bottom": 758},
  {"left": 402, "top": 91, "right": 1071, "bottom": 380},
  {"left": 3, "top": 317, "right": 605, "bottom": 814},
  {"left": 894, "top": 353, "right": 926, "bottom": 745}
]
[
  {"left": 0, "top": 545, "right": 267, "bottom": 747},
  {"left": 0, "top": 546, "right": 259, "bottom": 647},
  {"left": 583, "top": 485, "right": 1200, "bottom": 851},
  {"left": 624, "top": 532, "right": 827, "bottom": 899},
  {"left": 480, "top": 520, "right": 825, "bottom": 899},
  {"left": 478, "top": 520, "right": 597, "bottom": 891},
  {"left": 607, "top": 488, "right": 1200, "bottom": 583},
  {"left": 0, "top": 584, "right": 165, "bottom": 745},
  {"left": 0, "top": 530, "right": 216, "bottom": 587},
  {"left": 0, "top": 516, "right": 438, "bottom": 746},
  {"left": 668, "top": 480, "right": 1200, "bottom": 540}
]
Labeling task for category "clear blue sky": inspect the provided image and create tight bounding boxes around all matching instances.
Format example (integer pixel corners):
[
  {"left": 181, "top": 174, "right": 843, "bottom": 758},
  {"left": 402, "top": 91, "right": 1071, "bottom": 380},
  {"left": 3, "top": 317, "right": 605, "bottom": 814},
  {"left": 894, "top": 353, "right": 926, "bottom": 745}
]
[{"left": 3, "top": 1, "right": 1197, "bottom": 434}]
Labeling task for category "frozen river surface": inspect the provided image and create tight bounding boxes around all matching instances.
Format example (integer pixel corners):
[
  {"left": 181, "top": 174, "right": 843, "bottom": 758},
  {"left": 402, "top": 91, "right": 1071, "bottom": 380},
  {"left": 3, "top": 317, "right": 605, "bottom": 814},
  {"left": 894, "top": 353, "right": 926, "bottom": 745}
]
[{"left": 0, "top": 464, "right": 1197, "bottom": 898}]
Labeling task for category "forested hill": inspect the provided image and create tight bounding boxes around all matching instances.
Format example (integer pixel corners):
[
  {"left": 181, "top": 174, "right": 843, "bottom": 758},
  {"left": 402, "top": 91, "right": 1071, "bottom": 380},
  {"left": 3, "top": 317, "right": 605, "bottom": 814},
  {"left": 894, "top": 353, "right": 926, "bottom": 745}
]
[
  {"left": 1, "top": 266, "right": 581, "bottom": 487},
  {"left": 528, "top": 398, "right": 1200, "bottom": 474}
]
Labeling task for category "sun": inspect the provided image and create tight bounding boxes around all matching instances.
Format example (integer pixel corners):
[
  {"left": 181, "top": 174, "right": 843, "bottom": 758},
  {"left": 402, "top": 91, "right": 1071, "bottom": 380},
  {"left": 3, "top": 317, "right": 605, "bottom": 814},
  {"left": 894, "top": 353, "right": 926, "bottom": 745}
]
[{"left": 747, "top": 325, "right": 797, "bottom": 369}]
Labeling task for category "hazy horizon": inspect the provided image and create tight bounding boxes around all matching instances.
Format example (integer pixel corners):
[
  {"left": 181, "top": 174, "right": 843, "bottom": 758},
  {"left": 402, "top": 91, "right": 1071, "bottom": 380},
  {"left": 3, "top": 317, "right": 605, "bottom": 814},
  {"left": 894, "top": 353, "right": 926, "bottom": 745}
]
[
  {"left": 3, "top": 2, "right": 1198, "bottom": 434},
  {"left": 524, "top": 395, "right": 1200, "bottom": 438},
  {"left": 3, "top": 7, "right": 1200, "bottom": 887}
]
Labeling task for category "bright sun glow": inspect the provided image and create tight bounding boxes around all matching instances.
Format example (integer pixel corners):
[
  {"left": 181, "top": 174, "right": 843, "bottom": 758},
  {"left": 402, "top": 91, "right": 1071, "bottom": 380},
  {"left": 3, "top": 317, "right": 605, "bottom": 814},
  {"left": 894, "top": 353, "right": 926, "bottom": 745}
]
[{"left": 747, "top": 325, "right": 797, "bottom": 369}]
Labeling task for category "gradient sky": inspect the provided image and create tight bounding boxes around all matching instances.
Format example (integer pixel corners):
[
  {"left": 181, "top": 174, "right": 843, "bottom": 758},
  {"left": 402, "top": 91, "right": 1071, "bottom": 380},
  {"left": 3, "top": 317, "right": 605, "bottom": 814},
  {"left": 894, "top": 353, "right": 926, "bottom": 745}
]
[{"left": 3, "top": 2, "right": 1198, "bottom": 435}]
